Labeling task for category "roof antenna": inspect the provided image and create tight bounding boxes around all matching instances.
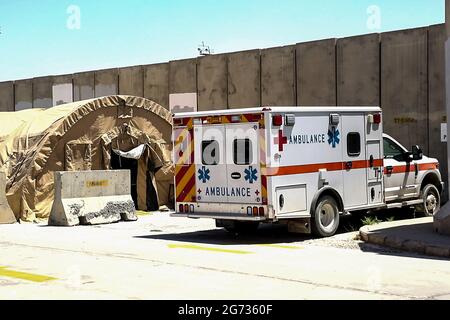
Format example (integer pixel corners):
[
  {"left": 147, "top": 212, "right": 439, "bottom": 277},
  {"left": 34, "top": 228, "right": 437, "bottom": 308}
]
[{"left": 198, "top": 41, "right": 213, "bottom": 56}]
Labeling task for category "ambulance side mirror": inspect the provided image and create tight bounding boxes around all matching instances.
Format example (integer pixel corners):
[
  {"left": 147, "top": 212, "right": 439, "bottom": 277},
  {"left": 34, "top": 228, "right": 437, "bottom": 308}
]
[{"left": 412, "top": 145, "right": 423, "bottom": 161}]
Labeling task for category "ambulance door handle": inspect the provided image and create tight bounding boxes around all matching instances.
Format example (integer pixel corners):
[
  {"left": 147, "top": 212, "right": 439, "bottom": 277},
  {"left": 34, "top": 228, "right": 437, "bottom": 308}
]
[
  {"left": 345, "top": 162, "right": 353, "bottom": 170},
  {"left": 231, "top": 172, "right": 242, "bottom": 180}
]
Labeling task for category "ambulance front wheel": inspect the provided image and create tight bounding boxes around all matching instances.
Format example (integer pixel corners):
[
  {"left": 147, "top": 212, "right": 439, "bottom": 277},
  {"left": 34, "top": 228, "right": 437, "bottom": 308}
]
[
  {"left": 415, "top": 184, "right": 441, "bottom": 217},
  {"left": 311, "top": 196, "right": 340, "bottom": 238}
]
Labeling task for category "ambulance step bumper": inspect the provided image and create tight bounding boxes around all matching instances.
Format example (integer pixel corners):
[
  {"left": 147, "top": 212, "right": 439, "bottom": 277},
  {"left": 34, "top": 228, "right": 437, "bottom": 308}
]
[{"left": 171, "top": 212, "right": 267, "bottom": 221}]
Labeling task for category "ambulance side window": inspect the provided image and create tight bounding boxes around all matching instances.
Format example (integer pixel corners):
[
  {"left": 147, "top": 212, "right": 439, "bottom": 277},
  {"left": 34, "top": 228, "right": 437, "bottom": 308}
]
[
  {"left": 347, "top": 133, "right": 361, "bottom": 157},
  {"left": 383, "top": 137, "right": 404, "bottom": 160},
  {"left": 202, "top": 140, "right": 220, "bottom": 165},
  {"left": 234, "top": 139, "right": 253, "bottom": 165}
]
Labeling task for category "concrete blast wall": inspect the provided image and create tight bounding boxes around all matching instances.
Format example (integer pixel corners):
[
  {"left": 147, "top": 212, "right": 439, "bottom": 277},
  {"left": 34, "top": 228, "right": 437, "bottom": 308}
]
[
  {"left": 227, "top": 50, "right": 261, "bottom": 109},
  {"left": 119, "top": 66, "right": 144, "bottom": 97},
  {"left": 0, "top": 82, "right": 14, "bottom": 112},
  {"left": 261, "top": 46, "right": 296, "bottom": 106},
  {"left": 32, "top": 76, "right": 53, "bottom": 108},
  {"left": 169, "top": 58, "right": 197, "bottom": 94},
  {"left": 297, "top": 39, "right": 337, "bottom": 106},
  {"left": 144, "top": 63, "right": 169, "bottom": 109},
  {"left": 381, "top": 28, "right": 429, "bottom": 153},
  {"left": 337, "top": 34, "right": 380, "bottom": 106},
  {"left": 197, "top": 54, "right": 228, "bottom": 111},
  {"left": 95, "top": 68, "right": 118, "bottom": 97},
  {"left": 73, "top": 72, "right": 95, "bottom": 102},
  {"left": 0, "top": 24, "right": 447, "bottom": 192},
  {"left": 14, "top": 79, "right": 33, "bottom": 111}
]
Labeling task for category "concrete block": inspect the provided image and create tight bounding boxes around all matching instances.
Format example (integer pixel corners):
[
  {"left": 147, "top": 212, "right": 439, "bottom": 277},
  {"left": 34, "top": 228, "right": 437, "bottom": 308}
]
[
  {"left": 73, "top": 72, "right": 95, "bottom": 101},
  {"left": 49, "top": 170, "right": 137, "bottom": 226},
  {"left": 337, "top": 34, "right": 380, "bottom": 106},
  {"left": 144, "top": 63, "right": 169, "bottom": 109},
  {"left": 197, "top": 54, "right": 228, "bottom": 111},
  {"left": 428, "top": 24, "right": 448, "bottom": 197},
  {"left": 297, "top": 39, "right": 336, "bottom": 106},
  {"left": 384, "top": 236, "right": 405, "bottom": 250},
  {"left": 33, "top": 76, "right": 53, "bottom": 108},
  {"left": 14, "top": 79, "right": 33, "bottom": 111},
  {"left": 95, "top": 68, "right": 118, "bottom": 98},
  {"left": 425, "top": 246, "right": 450, "bottom": 258},
  {"left": 169, "top": 58, "right": 197, "bottom": 94},
  {"left": 367, "top": 233, "right": 386, "bottom": 245},
  {"left": 402, "top": 240, "right": 426, "bottom": 254},
  {"left": 119, "top": 66, "right": 144, "bottom": 97},
  {"left": 381, "top": 28, "right": 428, "bottom": 152},
  {"left": 227, "top": 49, "right": 261, "bottom": 109},
  {"left": 52, "top": 74, "right": 73, "bottom": 106},
  {"left": 0, "top": 81, "right": 14, "bottom": 112},
  {"left": 261, "top": 45, "right": 296, "bottom": 106},
  {"left": 0, "top": 172, "right": 15, "bottom": 224},
  {"left": 434, "top": 202, "right": 450, "bottom": 235}
]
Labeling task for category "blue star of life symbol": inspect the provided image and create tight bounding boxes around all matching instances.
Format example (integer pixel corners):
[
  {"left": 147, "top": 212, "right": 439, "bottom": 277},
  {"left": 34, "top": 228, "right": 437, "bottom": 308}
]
[
  {"left": 198, "top": 166, "right": 211, "bottom": 183},
  {"left": 328, "top": 127, "right": 340, "bottom": 148},
  {"left": 244, "top": 166, "right": 258, "bottom": 184}
]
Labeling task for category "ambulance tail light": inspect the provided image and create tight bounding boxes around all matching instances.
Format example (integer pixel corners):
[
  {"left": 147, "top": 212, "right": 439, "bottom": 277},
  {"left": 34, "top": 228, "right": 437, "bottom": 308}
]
[
  {"left": 247, "top": 207, "right": 253, "bottom": 216},
  {"left": 184, "top": 204, "right": 189, "bottom": 213},
  {"left": 253, "top": 207, "right": 259, "bottom": 217},
  {"left": 373, "top": 113, "right": 382, "bottom": 124},
  {"left": 259, "top": 207, "right": 265, "bottom": 217},
  {"left": 272, "top": 115, "right": 283, "bottom": 127},
  {"left": 190, "top": 205, "right": 195, "bottom": 213},
  {"left": 179, "top": 204, "right": 184, "bottom": 213}
]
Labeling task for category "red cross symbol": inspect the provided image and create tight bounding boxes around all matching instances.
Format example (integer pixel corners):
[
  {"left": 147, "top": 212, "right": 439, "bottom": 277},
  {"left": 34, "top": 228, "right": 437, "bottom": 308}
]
[
  {"left": 197, "top": 189, "right": 202, "bottom": 194},
  {"left": 274, "top": 130, "right": 288, "bottom": 152},
  {"left": 255, "top": 190, "right": 260, "bottom": 196}
]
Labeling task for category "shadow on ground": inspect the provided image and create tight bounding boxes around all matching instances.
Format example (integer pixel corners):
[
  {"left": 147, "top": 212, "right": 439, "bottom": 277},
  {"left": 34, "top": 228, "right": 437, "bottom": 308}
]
[
  {"left": 135, "top": 224, "right": 312, "bottom": 245},
  {"left": 135, "top": 208, "right": 424, "bottom": 247}
]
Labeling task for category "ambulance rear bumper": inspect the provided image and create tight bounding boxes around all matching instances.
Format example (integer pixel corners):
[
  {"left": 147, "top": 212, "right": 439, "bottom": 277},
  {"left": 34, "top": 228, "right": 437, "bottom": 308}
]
[{"left": 171, "top": 212, "right": 267, "bottom": 221}]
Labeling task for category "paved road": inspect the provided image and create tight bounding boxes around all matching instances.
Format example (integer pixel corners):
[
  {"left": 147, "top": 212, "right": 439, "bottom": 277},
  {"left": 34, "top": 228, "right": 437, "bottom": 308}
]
[{"left": 0, "top": 212, "right": 449, "bottom": 300}]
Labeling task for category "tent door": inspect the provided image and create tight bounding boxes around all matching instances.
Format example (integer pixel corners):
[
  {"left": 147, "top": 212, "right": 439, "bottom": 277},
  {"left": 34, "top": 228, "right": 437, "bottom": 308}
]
[
  {"left": 111, "top": 152, "right": 138, "bottom": 208},
  {"left": 146, "top": 168, "right": 159, "bottom": 212}
]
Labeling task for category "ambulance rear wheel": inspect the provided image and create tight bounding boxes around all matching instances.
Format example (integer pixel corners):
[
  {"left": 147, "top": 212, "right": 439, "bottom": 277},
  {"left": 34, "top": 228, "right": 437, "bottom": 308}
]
[
  {"left": 311, "top": 196, "right": 340, "bottom": 238},
  {"left": 225, "top": 222, "right": 260, "bottom": 235}
]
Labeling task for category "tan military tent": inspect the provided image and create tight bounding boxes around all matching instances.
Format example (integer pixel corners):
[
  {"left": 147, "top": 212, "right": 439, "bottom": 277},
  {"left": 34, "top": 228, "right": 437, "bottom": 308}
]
[{"left": 0, "top": 95, "right": 174, "bottom": 222}]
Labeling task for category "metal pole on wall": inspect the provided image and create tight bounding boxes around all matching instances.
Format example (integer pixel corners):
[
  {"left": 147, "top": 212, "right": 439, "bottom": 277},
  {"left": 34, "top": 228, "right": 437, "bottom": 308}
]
[{"left": 446, "top": 0, "right": 450, "bottom": 190}]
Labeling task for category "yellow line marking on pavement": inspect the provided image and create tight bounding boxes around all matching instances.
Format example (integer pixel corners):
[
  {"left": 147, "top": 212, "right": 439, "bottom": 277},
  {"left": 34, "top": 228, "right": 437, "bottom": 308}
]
[
  {"left": 168, "top": 244, "right": 252, "bottom": 255},
  {"left": 136, "top": 211, "right": 153, "bottom": 216},
  {"left": 257, "top": 244, "right": 303, "bottom": 250},
  {"left": 0, "top": 267, "right": 57, "bottom": 283}
]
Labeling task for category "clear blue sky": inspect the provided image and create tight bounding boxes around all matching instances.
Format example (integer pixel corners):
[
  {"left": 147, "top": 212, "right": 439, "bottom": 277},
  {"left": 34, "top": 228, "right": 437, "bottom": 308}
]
[{"left": 0, "top": 0, "right": 444, "bottom": 81}]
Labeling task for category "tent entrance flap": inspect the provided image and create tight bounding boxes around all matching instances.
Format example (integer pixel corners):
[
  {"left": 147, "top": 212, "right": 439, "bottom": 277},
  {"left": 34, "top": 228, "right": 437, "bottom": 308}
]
[
  {"left": 112, "top": 144, "right": 146, "bottom": 160},
  {"left": 111, "top": 152, "right": 138, "bottom": 208}
]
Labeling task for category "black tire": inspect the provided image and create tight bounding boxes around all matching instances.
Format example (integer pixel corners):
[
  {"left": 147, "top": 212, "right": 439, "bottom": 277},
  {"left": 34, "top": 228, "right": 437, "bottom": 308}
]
[
  {"left": 311, "top": 196, "right": 340, "bottom": 238},
  {"left": 415, "top": 184, "right": 441, "bottom": 217},
  {"left": 225, "top": 222, "right": 260, "bottom": 235}
]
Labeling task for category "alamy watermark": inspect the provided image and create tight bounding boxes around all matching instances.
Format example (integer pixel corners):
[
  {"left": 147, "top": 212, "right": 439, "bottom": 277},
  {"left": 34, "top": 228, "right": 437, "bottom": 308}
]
[
  {"left": 367, "top": 5, "right": 381, "bottom": 30},
  {"left": 67, "top": 5, "right": 81, "bottom": 30}
]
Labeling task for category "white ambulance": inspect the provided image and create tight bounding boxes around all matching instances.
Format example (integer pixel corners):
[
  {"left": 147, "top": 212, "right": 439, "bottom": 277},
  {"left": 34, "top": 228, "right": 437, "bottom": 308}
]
[{"left": 172, "top": 107, "right": 443, "bottom": 237}]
